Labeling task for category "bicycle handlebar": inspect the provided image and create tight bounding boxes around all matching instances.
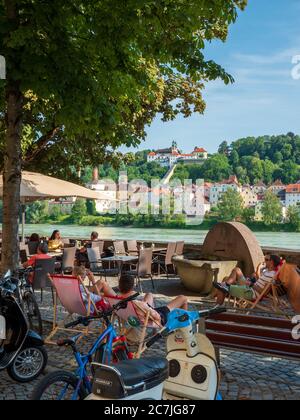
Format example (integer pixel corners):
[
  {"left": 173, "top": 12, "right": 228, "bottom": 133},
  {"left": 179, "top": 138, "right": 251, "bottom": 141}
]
[{"left": 146, "top": 306, "right": 227, "bottom": 349}]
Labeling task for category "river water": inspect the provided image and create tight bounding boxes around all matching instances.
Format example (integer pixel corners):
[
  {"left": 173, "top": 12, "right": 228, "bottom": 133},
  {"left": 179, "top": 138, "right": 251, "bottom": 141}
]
[{"left": 21, "top": 224, "right": 300, "bottom": 251}]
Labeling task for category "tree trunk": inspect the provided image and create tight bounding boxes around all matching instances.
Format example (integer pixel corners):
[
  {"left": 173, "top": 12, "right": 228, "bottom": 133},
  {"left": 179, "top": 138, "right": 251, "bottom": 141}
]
[
  {"left": 1, "top": 0, "right": 23, "bottom": 273},
  {"left": 1, "top": 82, "right": 23, "bottom": 273}
]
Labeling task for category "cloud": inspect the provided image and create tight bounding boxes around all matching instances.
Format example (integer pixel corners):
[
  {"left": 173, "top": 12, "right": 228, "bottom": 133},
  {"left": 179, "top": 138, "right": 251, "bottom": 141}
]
[{"left": 233, "top": 47, "right": 300, "bottom": 66}]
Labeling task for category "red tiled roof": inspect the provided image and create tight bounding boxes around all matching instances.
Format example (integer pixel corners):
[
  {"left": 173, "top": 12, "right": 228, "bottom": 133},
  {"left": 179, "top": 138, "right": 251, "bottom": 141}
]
[
  {"left": 148, "top": 152, "right": 156, "bottom": 156},
  {"left": 194, "top": 147, "right": 207, "bottom": 153},
  {"left": 286, "top": 184, "right": 300, "bottom": 194}
]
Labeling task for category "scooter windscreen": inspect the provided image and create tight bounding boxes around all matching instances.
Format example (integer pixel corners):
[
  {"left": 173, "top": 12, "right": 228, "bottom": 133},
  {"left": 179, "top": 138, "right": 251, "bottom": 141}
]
[{"left": 0, "top": 295, "right": 28, "bottom": 370}]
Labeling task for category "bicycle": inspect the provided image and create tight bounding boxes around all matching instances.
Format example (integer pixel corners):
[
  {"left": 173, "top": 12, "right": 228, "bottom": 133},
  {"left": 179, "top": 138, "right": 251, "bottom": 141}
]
[
  {"left": 31, "top": 293, "right": 139, "bottom": 400},
  {"left": 14, "top": 267, "right": 43, "bottom": 336}
]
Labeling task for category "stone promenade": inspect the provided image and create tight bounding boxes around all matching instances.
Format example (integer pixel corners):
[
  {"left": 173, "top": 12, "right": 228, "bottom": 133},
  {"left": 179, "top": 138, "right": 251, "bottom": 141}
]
[{"left": 1, "top": 277, "right": 299, "bottom": 401}]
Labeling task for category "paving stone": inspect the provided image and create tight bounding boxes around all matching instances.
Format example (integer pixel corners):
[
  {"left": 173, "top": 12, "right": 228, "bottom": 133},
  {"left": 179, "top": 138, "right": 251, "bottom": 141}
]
[{"left": 1, "top": 278, "right": 300, "bottom": 400}]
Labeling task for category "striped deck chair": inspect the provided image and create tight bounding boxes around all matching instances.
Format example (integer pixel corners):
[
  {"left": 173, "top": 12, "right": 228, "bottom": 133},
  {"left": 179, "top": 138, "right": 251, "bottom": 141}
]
[
  {"left": 105, "top": 295, "right": 162, "bottom": 358},
  {"left": 46, "top": 274, "right": 100, "bottom": 344},
  {"left": 229, "top": 263, "right": 289, "bottom": 315}
]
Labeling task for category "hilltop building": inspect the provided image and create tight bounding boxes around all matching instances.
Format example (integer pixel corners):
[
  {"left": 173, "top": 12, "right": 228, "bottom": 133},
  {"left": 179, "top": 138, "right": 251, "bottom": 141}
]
[{"left": 147, "top": 142, "right": 208, "bottom": 168}]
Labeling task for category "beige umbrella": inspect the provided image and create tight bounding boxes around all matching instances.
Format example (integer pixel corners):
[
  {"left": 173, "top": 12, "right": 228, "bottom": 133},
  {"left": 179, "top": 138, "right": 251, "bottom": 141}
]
[{"left": 0, "top": 171, "right": 117, "bottom": 241}]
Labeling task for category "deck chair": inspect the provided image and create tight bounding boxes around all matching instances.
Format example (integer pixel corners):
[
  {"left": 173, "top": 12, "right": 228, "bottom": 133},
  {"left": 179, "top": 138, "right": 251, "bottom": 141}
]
[
  {"left": 105, "top": 295, "right": 162, "bottom": 358},
  {"left": 229, "top": 264, "right": 289, "bottom": 315},
  {"left": 46, "top": 274, "right": 100, "bottom": 344}
]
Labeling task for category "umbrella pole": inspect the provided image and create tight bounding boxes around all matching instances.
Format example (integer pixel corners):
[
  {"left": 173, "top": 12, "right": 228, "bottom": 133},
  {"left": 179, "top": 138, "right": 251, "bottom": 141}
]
[{"left": 21, "top": 204, "right": 26, "bottom": 243}]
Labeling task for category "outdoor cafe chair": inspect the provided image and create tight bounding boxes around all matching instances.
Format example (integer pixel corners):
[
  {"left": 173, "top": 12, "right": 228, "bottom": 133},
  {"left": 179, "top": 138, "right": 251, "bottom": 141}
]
[
  {"left": 154, "top": 242, "right": 177, "bottom": 278},
  {"left": 175, "top": 241, "right": 185, "bottom": 256},
  {"left": 126, "top": 240, "right": 139, "bottom": 256},
  {"left": 46, "top": 274, "right": 100, "bottom": 344},
  {"left": 124, "top": 248, "right": 154, "bottom": 292},
  {"left": 61, "top": 246, "right": 77, "bottom": 274},
  {"left": 19, "top": 243, "right": 29, "bottom": 264},
  {"left": 32, "top": 257, "right": 56, "bottom": 302},
  {"left": 87, "top": 248, "right": 119, "bottom": 281},
  {"left": 28, "top": 241, "right": 39, "bottom": 256},
  {"left": 105, "top": 295, "right": 162, "bottom": 358},
  {"left": 91, "top": 240, "right": 105, "bottom": 256},
  {"left": 113, "top": 240, "right": 127, "bottom": 256}
]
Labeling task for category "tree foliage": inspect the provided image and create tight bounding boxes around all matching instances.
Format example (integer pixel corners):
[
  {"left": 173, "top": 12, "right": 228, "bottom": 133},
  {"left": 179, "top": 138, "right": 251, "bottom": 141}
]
[
  {"left": 216, "top": 188, "right": 244, "bottom": 222},
  {"left": 261, "top": 191, "right": 283, "bottom": 226},
  {"left": 0, "top": 0, "right": 247, "bottom": 177}
]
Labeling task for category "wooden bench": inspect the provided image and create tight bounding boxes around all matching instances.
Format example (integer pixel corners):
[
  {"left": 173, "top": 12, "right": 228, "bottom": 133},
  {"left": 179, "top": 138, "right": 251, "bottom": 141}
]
[{"left": 205, "top": 312, "right": 300, "bottom": 361}]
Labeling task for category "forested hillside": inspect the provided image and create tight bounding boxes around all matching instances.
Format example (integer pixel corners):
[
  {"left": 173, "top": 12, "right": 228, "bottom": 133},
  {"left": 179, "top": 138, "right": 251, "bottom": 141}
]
[{"left": 80, "top": 133, "right": 300, "bottom": 185}]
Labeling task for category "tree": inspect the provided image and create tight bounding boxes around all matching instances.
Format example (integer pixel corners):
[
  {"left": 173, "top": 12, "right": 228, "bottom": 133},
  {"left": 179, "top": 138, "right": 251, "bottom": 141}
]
[
  {"left": 287, "top": 206, "right": 300, "bottom": 231},
  {"left": 242, "top": 207, "right": 255, "bottom": 224},
  {"left": 0, "top": 0, "right": 248, "bottom": 271},
  {"left": 26, "top": 201, "right": 48, "bottom": 224},
  {"left": 217, "top": 188, "right": 244, "bottom": 222},
  {"left": 86, "top": 200, "right": 97, "bottom": 216},
  {"left": 261, "top": 191, "right": 282, "bottom": 225},
  {"left": 198, "top": 154, "right": 232, "bottom": 182},
  {"left": 218, "top": 141, "right": 230, "bottom": 156},
  {"left": 71, "top": 199, "right": 87, "bottom": 223}
]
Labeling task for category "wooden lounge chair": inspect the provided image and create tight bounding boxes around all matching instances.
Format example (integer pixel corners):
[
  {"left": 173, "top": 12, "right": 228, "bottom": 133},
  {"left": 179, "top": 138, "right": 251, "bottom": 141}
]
[
  {"left": 46, "top": 274, "right": 100, "bottom": 344},
  {"left": 228, "top": 264, "right": 289, "bottom": 315},
  {"left": 105, "top": 295, "right": 162, "bottom": 358}
]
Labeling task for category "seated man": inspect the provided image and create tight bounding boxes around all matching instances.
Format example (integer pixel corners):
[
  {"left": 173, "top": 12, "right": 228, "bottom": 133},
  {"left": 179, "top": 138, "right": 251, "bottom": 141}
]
[
  {"left": 87, "top": 273, "right": 188, "bottom": 326},
  {"left": 213, "top": 254, "right": 282, "bottom": 306},
  {"left": 76, "top": 231, "right": 100, "bottom": 266}
]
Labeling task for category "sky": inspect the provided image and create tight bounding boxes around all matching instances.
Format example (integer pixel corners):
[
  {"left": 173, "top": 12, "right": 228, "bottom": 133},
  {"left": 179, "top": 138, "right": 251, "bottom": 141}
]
[{"left": 128, "top": 0, "right": 300, "bottom": 154}]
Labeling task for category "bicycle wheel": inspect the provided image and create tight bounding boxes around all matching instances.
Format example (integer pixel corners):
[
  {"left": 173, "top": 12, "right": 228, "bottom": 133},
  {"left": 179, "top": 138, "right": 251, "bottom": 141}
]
[
  {"left": 23, "top": 292, "right": 43, "bottom": 336},
  {"left": 31, "top": 371, "right": 88, "bottom": 400}
]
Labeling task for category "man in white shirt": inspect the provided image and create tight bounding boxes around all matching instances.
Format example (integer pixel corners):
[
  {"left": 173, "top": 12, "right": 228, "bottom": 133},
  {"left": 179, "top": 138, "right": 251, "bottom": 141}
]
[{"left": 213, "top": 254, "right": 281, "bottom": 305}]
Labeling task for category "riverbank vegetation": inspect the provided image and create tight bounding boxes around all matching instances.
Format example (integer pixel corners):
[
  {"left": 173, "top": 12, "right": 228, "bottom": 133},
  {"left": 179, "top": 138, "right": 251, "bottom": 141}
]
[{"left": 1, "top": 194, "right": 297, "bottom": 232}]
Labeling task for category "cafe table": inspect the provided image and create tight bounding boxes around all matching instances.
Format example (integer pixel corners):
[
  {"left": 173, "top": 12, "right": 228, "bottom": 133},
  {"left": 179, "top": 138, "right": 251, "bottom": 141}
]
[{"left": 101, "top": 255, "right": 138, "bottom": 273}]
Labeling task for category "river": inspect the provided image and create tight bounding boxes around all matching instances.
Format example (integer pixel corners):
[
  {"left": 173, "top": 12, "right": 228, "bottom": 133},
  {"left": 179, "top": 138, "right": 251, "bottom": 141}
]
[{"left": 20, "top": 224, "right": 300, "bottom": 251}]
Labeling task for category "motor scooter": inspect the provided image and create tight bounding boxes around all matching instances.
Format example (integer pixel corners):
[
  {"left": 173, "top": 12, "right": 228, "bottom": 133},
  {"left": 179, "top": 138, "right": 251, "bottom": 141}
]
[
  {"left": 0, "top": 271, "right": 48, "bottom": 383},
  {"left": 87, "top": 306, "right": 226, "bottom": 400}
]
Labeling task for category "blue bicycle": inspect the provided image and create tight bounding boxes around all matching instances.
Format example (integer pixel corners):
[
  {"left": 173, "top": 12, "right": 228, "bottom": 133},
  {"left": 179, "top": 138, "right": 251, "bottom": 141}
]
[{"left": 31, "top": 293, "right": 139, "bottom": 400}]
